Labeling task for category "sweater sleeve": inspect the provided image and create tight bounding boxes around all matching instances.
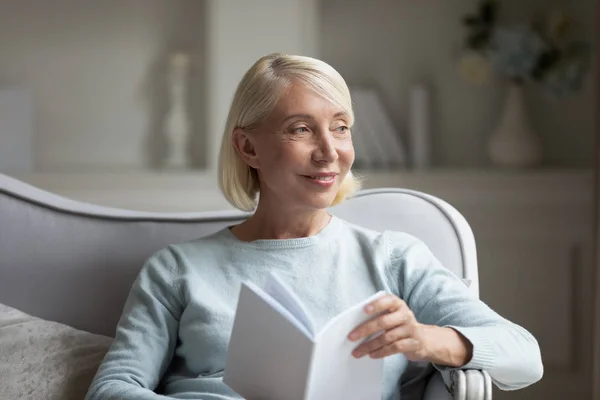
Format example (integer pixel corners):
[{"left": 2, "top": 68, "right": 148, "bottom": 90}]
[
  {"left": 85, "top": 248, "right": 183, "bottom": 400},
  {"left": 388, "top": 233, "right": 544, "bottom": 391}
]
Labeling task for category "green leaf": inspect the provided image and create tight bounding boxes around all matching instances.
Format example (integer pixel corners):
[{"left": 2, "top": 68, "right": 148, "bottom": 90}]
[
  {"left": 467, "top": 30, "right": 491, "bottom": 50},
  {"left": 462, "top": 15, "right": 480, "bottom": 26},
  {"left": 481, "top": 2, "right": 497, "bottom": 24},
  {"left": 532, "top": 49, "right": 560, "bottom": 80}
]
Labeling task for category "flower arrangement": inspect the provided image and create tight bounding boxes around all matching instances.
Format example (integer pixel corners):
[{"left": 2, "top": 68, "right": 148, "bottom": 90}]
[{"left": 458, "top": 0, "right": 591, "bottom": 96}]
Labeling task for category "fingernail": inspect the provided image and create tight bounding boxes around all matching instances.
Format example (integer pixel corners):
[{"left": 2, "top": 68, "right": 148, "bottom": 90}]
[
  {"left": 352, "top": 350, "right": 362, "bottom": 358},
  {"left": 348, "top": 333, "right": 357, "bottom": 341},
  {"left": 365, "top": 305, "right": 374, "bottom": 313}
]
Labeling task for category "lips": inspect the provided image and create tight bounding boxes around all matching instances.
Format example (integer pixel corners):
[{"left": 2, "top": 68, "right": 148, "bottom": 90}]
[
  {"left": 307, "top": 175, "right": 335, "bottom": 181},
  {"left": 304, "top": 172, "right": 338, "bottom": 178},
  {"left": 301, "top": 173, "right": 338, "bottom": 188}
]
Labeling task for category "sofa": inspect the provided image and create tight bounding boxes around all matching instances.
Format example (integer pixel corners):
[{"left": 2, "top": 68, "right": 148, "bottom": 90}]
[{"left": 0, "top": 173, "right": 492, "bottom": 399}]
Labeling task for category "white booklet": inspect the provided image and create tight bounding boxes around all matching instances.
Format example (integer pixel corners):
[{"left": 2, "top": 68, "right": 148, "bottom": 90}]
[{"left": 223, "top": 271, "right": 387, "bottom": 400}]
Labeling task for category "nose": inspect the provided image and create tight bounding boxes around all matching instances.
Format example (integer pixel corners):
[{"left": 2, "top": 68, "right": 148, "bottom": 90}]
[{"left": 312, "top": 130, "right": 338, "bottom": 164}]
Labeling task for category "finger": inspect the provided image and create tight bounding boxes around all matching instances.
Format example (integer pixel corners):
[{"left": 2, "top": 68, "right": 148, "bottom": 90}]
[
  {"left": 349, "top": 309, "right": 411, "bottom": 341},
  {"left": 369, "top": 338, "right": 420, "bottom": 359},
  {"left": 364, "top": 294, "right": 404, "bottom": 316},
  {"left": 352, "top": 326, "right": 411, "bottom": 358}
]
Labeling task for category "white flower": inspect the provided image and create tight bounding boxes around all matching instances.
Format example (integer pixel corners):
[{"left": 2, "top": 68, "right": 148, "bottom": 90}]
[
  {"left": 546, "top": 10, "right": 572, "bottom": 44},
  {"left": 458, "top": 52, "right": 492, "bottom": 85}
]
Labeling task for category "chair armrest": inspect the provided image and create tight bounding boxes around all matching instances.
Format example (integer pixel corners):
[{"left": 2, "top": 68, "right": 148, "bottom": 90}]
[
  {"left": 435, "top": 369, "right": 493, "bottom": 400},
  {"left": 423, "top": 371, "right": 453, "bottom": 400}
]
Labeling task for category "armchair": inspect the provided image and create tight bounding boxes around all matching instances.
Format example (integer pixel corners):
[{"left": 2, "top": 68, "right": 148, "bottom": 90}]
[
  {"left": 331, "top": 188, "right": 493, "bottom": 400},
  {"left": 0, "top": 173, "right": 492, "bottom": 399}
]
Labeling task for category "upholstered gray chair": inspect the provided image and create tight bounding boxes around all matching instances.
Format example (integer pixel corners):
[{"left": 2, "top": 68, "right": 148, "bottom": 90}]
[{"left": 0, "top": 173, "right": 491, "bottom": 399}]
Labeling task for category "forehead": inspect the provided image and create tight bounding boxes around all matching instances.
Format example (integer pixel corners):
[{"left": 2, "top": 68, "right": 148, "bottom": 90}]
[{"left": 273, "top": 83, "right": 344, "bottom": 116}]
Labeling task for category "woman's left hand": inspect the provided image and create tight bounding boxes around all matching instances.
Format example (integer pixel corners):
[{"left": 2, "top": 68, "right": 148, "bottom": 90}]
[
  {"left": 347, "top": 293, "right": 472, "bottom": 367},
  {"left": 348, "top": 294, "right": 429, "bottom": 361}
]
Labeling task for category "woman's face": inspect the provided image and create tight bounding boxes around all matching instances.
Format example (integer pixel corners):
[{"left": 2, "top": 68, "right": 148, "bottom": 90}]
[{"left": 235, "top": 82, "right": 355, "bottom": 212}]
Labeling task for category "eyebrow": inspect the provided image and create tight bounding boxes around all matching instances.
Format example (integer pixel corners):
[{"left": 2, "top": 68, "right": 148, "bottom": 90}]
[{"left": 281, "top": 111, "right": 348, "bottom": 123}]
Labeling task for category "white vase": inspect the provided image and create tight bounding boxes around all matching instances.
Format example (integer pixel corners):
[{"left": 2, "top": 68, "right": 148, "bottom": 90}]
[
  {"left": 163, "top": 53, "right": 191, "bottom": 169},
  {"left": 488, "top": 83, "right": 542, "bottom": 168}
]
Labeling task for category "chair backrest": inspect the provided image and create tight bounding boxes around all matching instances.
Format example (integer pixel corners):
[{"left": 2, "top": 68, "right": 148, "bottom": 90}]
[{"left": 0, "top": 173, "right": 478, "bottom": 337}]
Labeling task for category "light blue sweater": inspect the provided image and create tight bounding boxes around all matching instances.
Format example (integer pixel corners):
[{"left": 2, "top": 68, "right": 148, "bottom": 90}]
[{"left": 85, "top": 216, "right": 543, "bottom": 400}]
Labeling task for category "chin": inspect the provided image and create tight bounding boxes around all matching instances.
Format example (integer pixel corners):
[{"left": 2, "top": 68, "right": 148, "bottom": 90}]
[{"left": 299, "top": 192, "right": 337, "bottom": 211}]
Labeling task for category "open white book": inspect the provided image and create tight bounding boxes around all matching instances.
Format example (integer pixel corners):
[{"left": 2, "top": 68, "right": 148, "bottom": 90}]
[{"left": 223, "top": 271, "right": 387, "bottom": 400}]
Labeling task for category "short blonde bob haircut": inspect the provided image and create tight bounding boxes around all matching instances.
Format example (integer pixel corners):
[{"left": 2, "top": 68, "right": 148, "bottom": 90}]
[{"left": 218, "top": 53, "right": 361, "bottom": 212}]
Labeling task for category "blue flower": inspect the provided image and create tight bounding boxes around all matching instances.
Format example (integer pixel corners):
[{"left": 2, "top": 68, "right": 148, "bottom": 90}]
[
  {"left": 541, "top": 41, "right": 591, "bottom": 96},
  {"left": 487, "top": 24, "right": 549, "bottom": 80}
]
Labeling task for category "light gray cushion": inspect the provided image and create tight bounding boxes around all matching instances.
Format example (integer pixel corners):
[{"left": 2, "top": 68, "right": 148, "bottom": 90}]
[{"left": 0, "top": 302, "right": 112, "bottom": 400}]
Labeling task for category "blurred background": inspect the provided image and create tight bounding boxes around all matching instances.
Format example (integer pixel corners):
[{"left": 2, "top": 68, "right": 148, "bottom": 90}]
[{"left": 0, "top": 0, "right": 598, "bottom": 399}]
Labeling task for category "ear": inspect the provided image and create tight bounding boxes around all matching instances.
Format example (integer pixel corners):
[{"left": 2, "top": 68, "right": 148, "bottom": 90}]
[{"left": 232, "top": 128, "right": 260, "bottom": 169}]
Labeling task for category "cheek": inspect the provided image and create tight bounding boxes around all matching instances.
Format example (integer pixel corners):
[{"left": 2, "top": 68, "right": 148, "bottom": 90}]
[
  {"left": 277, "top": 141, "right": 309, "bottom": 161},
  {"left": 338, "top": 139, "right": 355, "bottom": 165},
  {"left": 260, "top": 140, "right": 305, "bottom": 170},
  {"left": 254, "top": 137, "right": 286, "bottom": 165}
]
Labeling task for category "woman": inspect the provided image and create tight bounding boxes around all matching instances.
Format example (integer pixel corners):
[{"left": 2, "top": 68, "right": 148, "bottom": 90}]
[{"left": 86, "top": 53, "right": 543, "bottom": 400}]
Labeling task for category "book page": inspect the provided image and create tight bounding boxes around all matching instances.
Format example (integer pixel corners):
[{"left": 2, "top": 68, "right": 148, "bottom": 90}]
[
  {"left": 263, "top": 271, "right": 316, "bottom": 338},
  {"left": 318, "top": 290, "right": 387, "bottom": 338},
  {"left": 306, "top": 291, "right": 387, "bottom": 400},
  {"left": 224, "top": 282, "right": 316, "bottom": 400},
  {"left": 244, "top": 278, "right": 313, "bottom": 339}
]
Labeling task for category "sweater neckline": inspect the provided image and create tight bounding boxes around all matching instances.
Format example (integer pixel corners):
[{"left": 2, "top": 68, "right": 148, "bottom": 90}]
[{"left": 220, "top": 215, "right": 343, "bottom": 250}]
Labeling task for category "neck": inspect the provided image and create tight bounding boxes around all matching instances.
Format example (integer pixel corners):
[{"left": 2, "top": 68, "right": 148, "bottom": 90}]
[{"left": 231, "top": 202, "right": 332, "bottom": 241}]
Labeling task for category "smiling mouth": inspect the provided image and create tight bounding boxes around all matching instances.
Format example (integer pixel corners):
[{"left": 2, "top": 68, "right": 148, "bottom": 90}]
[{"left": 306, "top": 175, "right": 335, "bottom": 182}]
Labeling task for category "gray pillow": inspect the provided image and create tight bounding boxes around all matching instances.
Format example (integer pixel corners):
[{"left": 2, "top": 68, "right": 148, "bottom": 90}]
[{"left": 0, "top": 303, "right": 112, "bottom": 400}]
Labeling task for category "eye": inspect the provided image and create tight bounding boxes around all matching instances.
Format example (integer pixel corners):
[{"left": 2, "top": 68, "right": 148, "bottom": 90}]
[
  {"left": 334, "top": 125, "right": 350, "bottom": 133},
  {"left": 292, "top": 126, "right": 310, "bottom": 134}
]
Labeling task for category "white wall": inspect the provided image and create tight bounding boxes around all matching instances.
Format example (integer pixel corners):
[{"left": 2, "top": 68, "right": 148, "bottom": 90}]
[
  {"left": 0, "top": 0, "right": 595, "bottom": 171},
  {"left": 204, "top": 0, "right": 319, "bottom": 170},
  {"left": 320, "top": 0, "right": 597, "bottom": 167},
  {"left": 0, "top": 0, "right": 206, "bottom": 171}
]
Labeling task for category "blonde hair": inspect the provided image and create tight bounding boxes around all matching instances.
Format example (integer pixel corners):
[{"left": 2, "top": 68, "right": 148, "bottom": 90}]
[{"left": 218, "top": 53, "right": 361, "bottom": 212}]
